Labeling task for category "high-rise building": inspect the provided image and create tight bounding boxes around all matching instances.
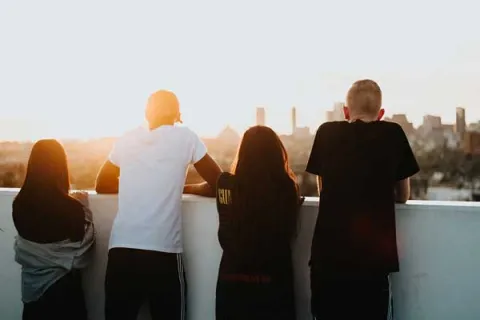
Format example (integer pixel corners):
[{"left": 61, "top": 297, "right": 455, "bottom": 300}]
[
  {"left": 256, "top": 107, "right": 265, "bottom": 126},
  {"left": 325, "top": 111, "right": 334, "bottom": 122},
  {"left": 464, "top": 131, "right": 480, "bottom": 155},
  {"left": 326, "top": 102, "right": 345, "bottom": 122},
  {"left": 384, "top": 114, "right": 415, "bottom": 135},
  {"left": 422, "top": 115, "right": 442, "bottom": 133},
  {"left": 455, "top": 107, "right": 466, "bottom": 136},
  {"left": 291, "top": 107, "right": 297, "bottom": 134}
]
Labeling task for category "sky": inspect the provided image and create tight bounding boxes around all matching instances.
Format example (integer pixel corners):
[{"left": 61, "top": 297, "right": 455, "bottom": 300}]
[{"left": 1, "top": 0, "right": 480, "bottom": 140}]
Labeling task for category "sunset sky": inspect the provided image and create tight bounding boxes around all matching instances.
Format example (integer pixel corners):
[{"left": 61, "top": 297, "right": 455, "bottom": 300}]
[{"left": 1, "top": 0, "right": 480, "bottom": 141}]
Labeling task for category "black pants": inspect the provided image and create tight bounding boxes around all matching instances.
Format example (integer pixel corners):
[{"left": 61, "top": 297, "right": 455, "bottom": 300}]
[
  {"left": 311, "top": 273, "right": 392, "bottom": 320},
  {"left": 23, "top": 270, "right": 87, "bottom": 320},
  {"left": 105, "top": 248, "right": 186, "bottom": 320},
  {"left": 216, "top": 274, "right": 295, "bottom": 320}
]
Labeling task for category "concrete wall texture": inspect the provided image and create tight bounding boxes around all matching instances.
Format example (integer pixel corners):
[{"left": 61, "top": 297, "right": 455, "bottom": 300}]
[{"left": 1, "top": 190, "right": 480, "bottom": 319}]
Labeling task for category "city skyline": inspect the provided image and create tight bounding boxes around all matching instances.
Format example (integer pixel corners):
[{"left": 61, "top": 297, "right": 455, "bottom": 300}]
[
  {"left": 0, "top": 104, "right": 479, "bottom": 142},
  {"left": 1, "top": 1, "right": 480, "bottom": 140}
]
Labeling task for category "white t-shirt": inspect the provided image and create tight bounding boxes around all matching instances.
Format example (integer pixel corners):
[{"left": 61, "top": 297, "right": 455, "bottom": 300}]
[{"left": 108, "top": 125, "right": 207, "bottom": 253}]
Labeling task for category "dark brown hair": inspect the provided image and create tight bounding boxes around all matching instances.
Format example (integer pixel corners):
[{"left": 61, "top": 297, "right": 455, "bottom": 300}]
[
  {"left": 13, "top": 139, "right": 85, "bottom": 243},
  {"left": 19, "top": 139, "right": 70, "bottom": 195},
  {"left": 230, "top": 126, "right": 300, "bottom": 265},
  {"left": 13, "top": 139, "right": 79, "bottom": 214}
]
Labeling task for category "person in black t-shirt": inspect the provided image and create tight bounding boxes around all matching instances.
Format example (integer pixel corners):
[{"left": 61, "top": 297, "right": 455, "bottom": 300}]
[
  {"left": 306, "top": 80, "right": 420, "bottom": 320},
  {"left": 215, "top": 126, "right": 303, "bottom": 320},
  {"left": 12, "top": 139, "right": 94, "bottom": 320}
]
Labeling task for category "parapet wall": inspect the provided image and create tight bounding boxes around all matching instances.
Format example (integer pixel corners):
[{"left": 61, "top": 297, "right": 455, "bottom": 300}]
[{"left": 0, "top": 191, "right": 479, "bottom": 320}]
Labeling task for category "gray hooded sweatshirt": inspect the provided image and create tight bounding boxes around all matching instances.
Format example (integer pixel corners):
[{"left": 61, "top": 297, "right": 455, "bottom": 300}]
[{"left": 14, "top": 207, "right": 95, "bottom": 303}]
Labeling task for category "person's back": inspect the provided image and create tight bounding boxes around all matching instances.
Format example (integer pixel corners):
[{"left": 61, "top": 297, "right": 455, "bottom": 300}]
[
  {"left": 309, "top": 120, "right": 415, "bottom": 273},
  {"left": 216, "top": 172, "right": 294, "bottom": 274},
  {"left": 306, "top": 80, "right": 419, "bottom": 320},
  {"left": 12, "top": 139, "right": 93, "bottom": 320},
  {"left": 96, "top": 90, "right": 222, "bottom": 320},
  {"left": 110, "top": 125, "right": 207, "bottom": 252},
  {"left": 214, "top": 126, "right": 301, "bottom": 320}
]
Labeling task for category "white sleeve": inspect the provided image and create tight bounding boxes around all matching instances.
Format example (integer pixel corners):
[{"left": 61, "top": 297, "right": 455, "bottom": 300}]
[
  {"left": 108, "top": 139, "right": 124, "bottom": 167},
  {"left": 191, "top": 131, "right": 207, "bottom": 164}
]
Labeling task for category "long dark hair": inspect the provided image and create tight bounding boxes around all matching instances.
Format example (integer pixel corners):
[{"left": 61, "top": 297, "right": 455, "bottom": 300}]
[
  {"left": 14, "top": 139, "right": 72, "bottom": 204},
  {"left": 230, "top": 126, "right": 300, "bottom": 265}
]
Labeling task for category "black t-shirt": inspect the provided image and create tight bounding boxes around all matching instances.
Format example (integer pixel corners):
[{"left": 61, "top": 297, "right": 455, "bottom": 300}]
[
  {"left": 12, "top": 195, "right": 86, "bottom": 244},
  {"left": 215, "top": 173, "right": 296, "bottom": 317},
  {"left": 306, "top": 120, "right": 419, "bottom": 274},
  {"left": 215, "top": 172, "right": 293, "bottom": 278}
]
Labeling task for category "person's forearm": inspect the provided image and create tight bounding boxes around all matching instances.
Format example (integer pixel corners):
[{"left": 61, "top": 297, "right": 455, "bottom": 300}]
[
  {"left": 184, "top": 182, "right": 215, "bottom": 197},
  {"left": 95, "top": 160, "right": 120, "bottom": 194},
  {"left": 95, "top": 179, "right": 119, "bottom": 194},
  {"left": 395, "top": 178, "right": 411, "bottom": 203},
  {"left": 395, "top": 188, "right": 410, "bottom": 203},
  {"left": 316, "top": 176, "right": 322, "bottom": 196}
]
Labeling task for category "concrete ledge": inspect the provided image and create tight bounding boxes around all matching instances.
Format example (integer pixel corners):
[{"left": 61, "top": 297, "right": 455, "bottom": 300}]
[{"left": 1, "top": 190, "right": 479, "bottom": 319}]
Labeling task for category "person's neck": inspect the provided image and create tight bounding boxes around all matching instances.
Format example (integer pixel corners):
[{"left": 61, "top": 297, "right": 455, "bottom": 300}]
[
  {"left": 348, "top": 114, "right": 378, "bottom": 123},
  {"left": 148, "top": 119, "right": 175, "bottom": 130}
]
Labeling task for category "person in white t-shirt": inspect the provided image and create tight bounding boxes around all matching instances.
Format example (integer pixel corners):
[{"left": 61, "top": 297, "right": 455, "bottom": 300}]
[{"left": 95, "top": 90, "right": 222, "bottom": 320}]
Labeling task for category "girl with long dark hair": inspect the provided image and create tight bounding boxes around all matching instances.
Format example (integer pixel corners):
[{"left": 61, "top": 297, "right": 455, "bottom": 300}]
[
  {"left": 12, "top": 139, "right": 94, "bottom": 320},
  {"left": 215, "top": 126, "right": 302, "bottom": 320}
]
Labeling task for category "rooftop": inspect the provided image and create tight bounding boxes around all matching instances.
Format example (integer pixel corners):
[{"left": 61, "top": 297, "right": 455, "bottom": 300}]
[{"left": 1, "top": 190, "right": 479, "bottom": 319}]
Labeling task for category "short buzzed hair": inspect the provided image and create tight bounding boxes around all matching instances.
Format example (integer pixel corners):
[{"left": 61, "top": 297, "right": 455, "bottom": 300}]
[
  {"left": 145, "top": 90, "right": 180, "bottom": 123},
  {"left": 346, "top": 80, "right": 382, "bottom": 116}
]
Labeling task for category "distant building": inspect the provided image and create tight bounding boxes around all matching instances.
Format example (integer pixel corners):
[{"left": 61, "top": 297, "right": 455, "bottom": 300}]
[
  {"left": 291, "top": 107, "right": 297, "bottom": 134},
  {"left": 384, "top": 114, "right": 415, "bottom": 136},
  {"left": 217, "top": 126, "right": 240, "bottom": 145},
  {"left": 464, "top": 131, "right": 480, "bottom": 155},
  {"left": 256, "top": 107, "right": 266, "bottom": 126},
  {"left": 419, "top": 127, "right": 460, "bottom": 151},
  {"left": 442, "top": 124, "right": 454, "bottom": 133},
  {"left": 325, "top": 111, "right": 334, "bottom": 122},
  {"left": 293, "top": 127, "right": 311, "bottom": 140},
  {"left": 455, "top": 107, "right": 466, "bottom": 137},
  {"left": 326, "top": 102, "right": 345, "bottom": 122},
  {"left": 290, "top": 107, "right": 312, "bottom": 140},
  {"left": 469, "top": 122, "right": 480, "bottom": 132},
  {"left": 419, "top": 115, "right": 443, "bottom": 136},
  {"left": 423, "top": 115, "right": 442, "bottom": 129}
]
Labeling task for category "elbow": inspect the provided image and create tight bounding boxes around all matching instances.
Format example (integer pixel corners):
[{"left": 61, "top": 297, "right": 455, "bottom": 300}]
[
  {"left": 94, "top": 181, "right": 105, "bottom": 194},
  {"left": 395, "top": 192, "right": 410, "bottom": 204},
  {"left": 395, "top": 179, "right": 411, "bottom": 204},
  {"left": 195, "top": 183, "right": 216, "bottom": 198},
  {"left": 206, "top": 171, "right": 222, "bottom": 191},
  {"left": 204, "top": 185, "right": 216, "bottom": 198},
  {"left": 95, "top": 162, "right": 120, "bottom": 194},
  {"left": 395, "top": 198, "right": 408, "bottom": 204},
  {"left": 95, "top": 181, "right": 118, "bottom": 194}
]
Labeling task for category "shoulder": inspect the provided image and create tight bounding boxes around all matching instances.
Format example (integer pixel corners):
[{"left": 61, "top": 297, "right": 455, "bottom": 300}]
[
  {"left": 316, "top": 121, "right": 336, "bottom": 132},
  {"left": 172, "top": 125, "right": 195, "bottom": 135},
  {"left": 378, "top": 120, "right": 402, "bottom": 130},
  {"left": 168, "top": 126, "right": 202, "bottom": 143},
  {"left": 378, "top": 121, "right": 407, "bottom": 138},
  {"left": 311, "top": 122, "right": 342, "bottom": 146},
  {"left": 315, "top": 121, "right": 344, "bottom": 135},
  {"left": 123, "top": 126, "right": 146, "bottom": 140},
  {"left": 177, "top": 126, "right": 202, "bottom": 140}
]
